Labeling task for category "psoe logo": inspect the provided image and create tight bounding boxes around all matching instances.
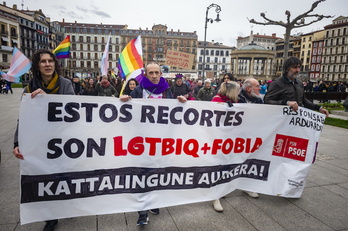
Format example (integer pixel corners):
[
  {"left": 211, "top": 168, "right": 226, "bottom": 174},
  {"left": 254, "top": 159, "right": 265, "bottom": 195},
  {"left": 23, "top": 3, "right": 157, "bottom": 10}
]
[{"left": 272, "top": 134, "right": 309, "bottom": 162}]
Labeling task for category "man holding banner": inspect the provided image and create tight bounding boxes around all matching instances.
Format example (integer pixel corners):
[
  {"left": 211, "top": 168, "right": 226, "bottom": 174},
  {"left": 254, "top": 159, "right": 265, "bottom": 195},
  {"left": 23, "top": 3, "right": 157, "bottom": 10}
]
[
  {"left": 120, "top": 61, "right": 187, "bottom": 226},
  {"left": 264, "top": 56, "right": 329, "bottom": 117}
]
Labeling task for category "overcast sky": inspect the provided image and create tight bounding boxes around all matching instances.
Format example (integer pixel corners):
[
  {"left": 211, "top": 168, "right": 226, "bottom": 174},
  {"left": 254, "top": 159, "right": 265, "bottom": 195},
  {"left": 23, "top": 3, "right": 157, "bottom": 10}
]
[{"left": 5, "top": 0, "right": 347, "bottom": 46}]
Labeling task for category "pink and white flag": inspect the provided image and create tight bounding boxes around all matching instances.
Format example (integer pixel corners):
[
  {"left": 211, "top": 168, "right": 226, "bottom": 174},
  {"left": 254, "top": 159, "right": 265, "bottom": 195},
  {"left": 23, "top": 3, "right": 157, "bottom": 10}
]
[
  {"left": 0, "top": 47, "right": 31, "bottom": 83},
  {"left": 100, "top": 35, "right": 111, "bottom": 76}
]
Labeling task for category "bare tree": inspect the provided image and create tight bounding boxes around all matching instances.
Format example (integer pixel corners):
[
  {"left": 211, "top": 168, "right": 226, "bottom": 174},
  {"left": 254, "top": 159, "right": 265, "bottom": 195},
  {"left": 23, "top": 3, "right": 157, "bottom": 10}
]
[{"left": 248, "top": 0, "right": 333, "bottom": 60}]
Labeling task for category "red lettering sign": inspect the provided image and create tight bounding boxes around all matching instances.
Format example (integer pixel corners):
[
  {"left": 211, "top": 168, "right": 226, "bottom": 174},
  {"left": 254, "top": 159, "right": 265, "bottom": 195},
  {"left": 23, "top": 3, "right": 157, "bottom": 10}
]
[{"left": 272, "top": 134, "right": 308, "bottom": 162}]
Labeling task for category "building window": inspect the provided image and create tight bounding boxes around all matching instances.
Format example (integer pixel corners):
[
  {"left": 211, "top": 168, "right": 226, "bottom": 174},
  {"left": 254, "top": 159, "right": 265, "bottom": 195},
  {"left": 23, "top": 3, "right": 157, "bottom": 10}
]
[
  {"left": 2, "top": 54, "right": 8, "bottom": 62},
  {"left": 215, "top": 50, "right": 219, "bottom": 56},
  {"left": 210, "top": 50, "right": 214, "bottom": 55},
  {"left": 313, "top": 48, "right": 317, "bottom": 55}
]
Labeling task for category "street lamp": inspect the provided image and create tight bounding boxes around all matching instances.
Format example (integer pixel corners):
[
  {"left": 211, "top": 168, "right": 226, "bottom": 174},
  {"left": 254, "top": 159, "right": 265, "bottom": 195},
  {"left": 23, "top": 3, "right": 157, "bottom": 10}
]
[{"left": 202, "top": 3, "right": 221, "bottom": 82}]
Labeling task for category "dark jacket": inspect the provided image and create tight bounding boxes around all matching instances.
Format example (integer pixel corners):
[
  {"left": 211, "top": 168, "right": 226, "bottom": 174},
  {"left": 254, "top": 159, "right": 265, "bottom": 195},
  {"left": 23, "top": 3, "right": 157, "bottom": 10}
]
[
  {"left": 264, "top": 75, "right": 320, "bottom": 111},
  {"left": 238, "top": 89, "right": 263, "bottom": 104},
  {"left": 95, "top": 83, "right": 118, "bottom": 97},
  {"left": 14, "top": 76, "right": 75, "bottom": 148},
  {"left": 197, "top": 87, "right": 215, "bottom": 101},
  {"left": 170, "top": 84, "right": 191, "bottom": 98}
]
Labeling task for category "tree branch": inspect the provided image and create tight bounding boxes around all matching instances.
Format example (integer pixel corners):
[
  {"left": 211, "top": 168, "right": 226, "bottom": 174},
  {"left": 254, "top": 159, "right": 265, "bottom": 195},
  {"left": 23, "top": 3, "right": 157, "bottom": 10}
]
[{"left": 293, "top": 15, "right": 333, "bottom": 28}]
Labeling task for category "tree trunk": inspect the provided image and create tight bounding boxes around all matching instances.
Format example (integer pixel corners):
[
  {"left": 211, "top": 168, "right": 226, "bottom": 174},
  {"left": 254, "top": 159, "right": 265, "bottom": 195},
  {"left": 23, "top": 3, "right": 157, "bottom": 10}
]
[{"left": 283, "top": 27, "right": 292, "bottom": 61}]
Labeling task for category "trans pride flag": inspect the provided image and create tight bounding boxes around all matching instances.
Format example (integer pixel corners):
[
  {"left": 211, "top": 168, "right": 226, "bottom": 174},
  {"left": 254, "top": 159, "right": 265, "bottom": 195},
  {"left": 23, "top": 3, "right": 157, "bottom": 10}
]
[
  {"left": 0, "top": 47, "right": 31, "bottom": 83},
  {"left": 117, "top": 35, "right": 143, "bottom": 95},
  {"left": 53, "top": 35, "right": 70, "bottom": 59},
  {"left": 101, "top": 35, "right": 111, "bottom": 76}
]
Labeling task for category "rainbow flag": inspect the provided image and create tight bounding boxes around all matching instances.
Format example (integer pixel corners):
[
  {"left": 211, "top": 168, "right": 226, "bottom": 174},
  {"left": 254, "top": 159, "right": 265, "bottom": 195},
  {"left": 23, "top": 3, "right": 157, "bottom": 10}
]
[
  {"left": 117, "top": 35, "right": 143, "bottom": 80},
  {"left": 0, "top": 47, "right": 31, "bottom": 83},
  {"left": 53, "top": 35, "right": 70, "bottom": 59}
]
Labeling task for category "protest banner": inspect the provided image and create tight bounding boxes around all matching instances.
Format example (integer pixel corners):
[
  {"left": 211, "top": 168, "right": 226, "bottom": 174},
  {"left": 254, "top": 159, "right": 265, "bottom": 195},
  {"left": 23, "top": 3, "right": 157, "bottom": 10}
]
[
  {"left": 165, "top": 50, "right": 194, "bottom": 69},
  {"left": 18, "top": 94, "right": 325, "bottom": 224}
]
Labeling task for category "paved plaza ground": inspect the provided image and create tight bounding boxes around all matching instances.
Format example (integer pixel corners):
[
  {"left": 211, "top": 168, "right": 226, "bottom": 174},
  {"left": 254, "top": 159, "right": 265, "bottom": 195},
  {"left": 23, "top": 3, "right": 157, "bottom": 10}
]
[{"left": 0, "top": 88, "right": 347, "bottom": 231}]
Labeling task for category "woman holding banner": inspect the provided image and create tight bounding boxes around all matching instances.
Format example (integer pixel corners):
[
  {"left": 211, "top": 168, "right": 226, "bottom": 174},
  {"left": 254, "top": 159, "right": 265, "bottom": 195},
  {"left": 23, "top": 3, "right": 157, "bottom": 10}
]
[
  {"left": 13, "top": 49, "right": 74, "bottom": 231},
  {"left": 211, "top": 81, "right": 240, "bottom": 212},
  {"left": 211, "top": 81, "right": 240, "bottom": 105}
]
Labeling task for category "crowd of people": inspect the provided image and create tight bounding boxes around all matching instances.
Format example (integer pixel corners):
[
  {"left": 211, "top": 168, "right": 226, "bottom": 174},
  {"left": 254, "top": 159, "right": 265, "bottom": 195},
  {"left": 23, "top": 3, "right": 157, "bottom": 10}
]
[
  {"left": 12, "top": 50, "right": 333, "bottom": 230},
  {"left": 304, "top": 80, "right": 347, "bottom": 93}
]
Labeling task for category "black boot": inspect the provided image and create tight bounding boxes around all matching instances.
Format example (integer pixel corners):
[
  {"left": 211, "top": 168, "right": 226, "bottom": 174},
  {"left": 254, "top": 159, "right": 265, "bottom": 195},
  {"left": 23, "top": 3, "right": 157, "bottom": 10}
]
[{"left": 43, "top": 219, "right": 58, "bottom": 231}]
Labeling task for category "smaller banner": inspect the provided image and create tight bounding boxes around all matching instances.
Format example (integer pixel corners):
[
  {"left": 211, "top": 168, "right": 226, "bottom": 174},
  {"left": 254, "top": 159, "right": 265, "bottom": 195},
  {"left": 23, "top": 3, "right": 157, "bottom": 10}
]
[{"left": 165, "top": 50, "right": 194, "bottom": 69}]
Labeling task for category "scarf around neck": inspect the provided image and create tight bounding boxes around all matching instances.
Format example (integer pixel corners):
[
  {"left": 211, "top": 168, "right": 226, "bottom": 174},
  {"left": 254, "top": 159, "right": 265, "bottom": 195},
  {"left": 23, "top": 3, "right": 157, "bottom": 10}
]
[
  {"left": 101, "top": 80, "right": 110, "bottom": 88},
  {"left": 141, "top": 76, "right": 169, "bottom": 94},
  {"left": 27, "top": 73, "right": 60, "bottom": 94}
]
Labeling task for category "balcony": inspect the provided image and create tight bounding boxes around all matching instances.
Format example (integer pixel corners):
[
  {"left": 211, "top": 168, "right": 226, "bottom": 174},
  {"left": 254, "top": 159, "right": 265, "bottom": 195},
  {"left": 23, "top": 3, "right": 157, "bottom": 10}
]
[
  {"left": 1, "top": 31, "right": 8, "bottom": 36},
  {"left": 0, "top": 45, "right": 13, "bottom": 52}
]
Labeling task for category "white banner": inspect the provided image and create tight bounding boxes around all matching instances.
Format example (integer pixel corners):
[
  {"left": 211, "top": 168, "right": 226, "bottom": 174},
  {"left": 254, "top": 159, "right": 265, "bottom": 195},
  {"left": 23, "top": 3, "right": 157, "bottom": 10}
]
[{"left": 18, "top": 94, "right": 325, "bottom": 224}]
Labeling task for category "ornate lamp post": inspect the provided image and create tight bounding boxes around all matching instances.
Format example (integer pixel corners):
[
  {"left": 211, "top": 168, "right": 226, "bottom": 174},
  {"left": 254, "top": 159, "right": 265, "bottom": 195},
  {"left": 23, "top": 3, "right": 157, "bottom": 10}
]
[{"left": 202, "top": 3, "right": 221, "bottom": 82}]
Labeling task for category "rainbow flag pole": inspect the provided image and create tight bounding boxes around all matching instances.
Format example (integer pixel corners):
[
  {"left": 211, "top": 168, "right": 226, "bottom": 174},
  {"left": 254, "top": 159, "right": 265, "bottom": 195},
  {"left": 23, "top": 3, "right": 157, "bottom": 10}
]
[
  {"left": 117, "top": 35, "right": 143, "bottom": 95},
  {"left": 53, "top": 35, "right": 71, "bottom": 59}
]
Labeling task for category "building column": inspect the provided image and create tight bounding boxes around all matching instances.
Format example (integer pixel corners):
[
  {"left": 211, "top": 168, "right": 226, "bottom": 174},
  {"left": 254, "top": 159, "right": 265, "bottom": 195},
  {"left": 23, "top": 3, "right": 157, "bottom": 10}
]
[
  {"left": 250, "top": 57, "right": 254, "bottom": 77},
  {"left": 235, "top": 57, "right": 239, "bottom": 75}
]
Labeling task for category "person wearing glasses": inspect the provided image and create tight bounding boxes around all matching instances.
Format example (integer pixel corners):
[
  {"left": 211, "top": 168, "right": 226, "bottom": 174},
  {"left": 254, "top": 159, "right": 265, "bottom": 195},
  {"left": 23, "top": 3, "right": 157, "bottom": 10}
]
[{"left": 238, "top": 78, "right": 263, "bottom": 104}]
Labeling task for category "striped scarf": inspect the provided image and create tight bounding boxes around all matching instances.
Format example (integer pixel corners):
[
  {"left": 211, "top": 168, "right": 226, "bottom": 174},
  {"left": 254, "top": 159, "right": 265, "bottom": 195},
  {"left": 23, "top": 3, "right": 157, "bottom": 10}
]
[{"left": 27, "top": 73, "right": 60, "bottom": 94}]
